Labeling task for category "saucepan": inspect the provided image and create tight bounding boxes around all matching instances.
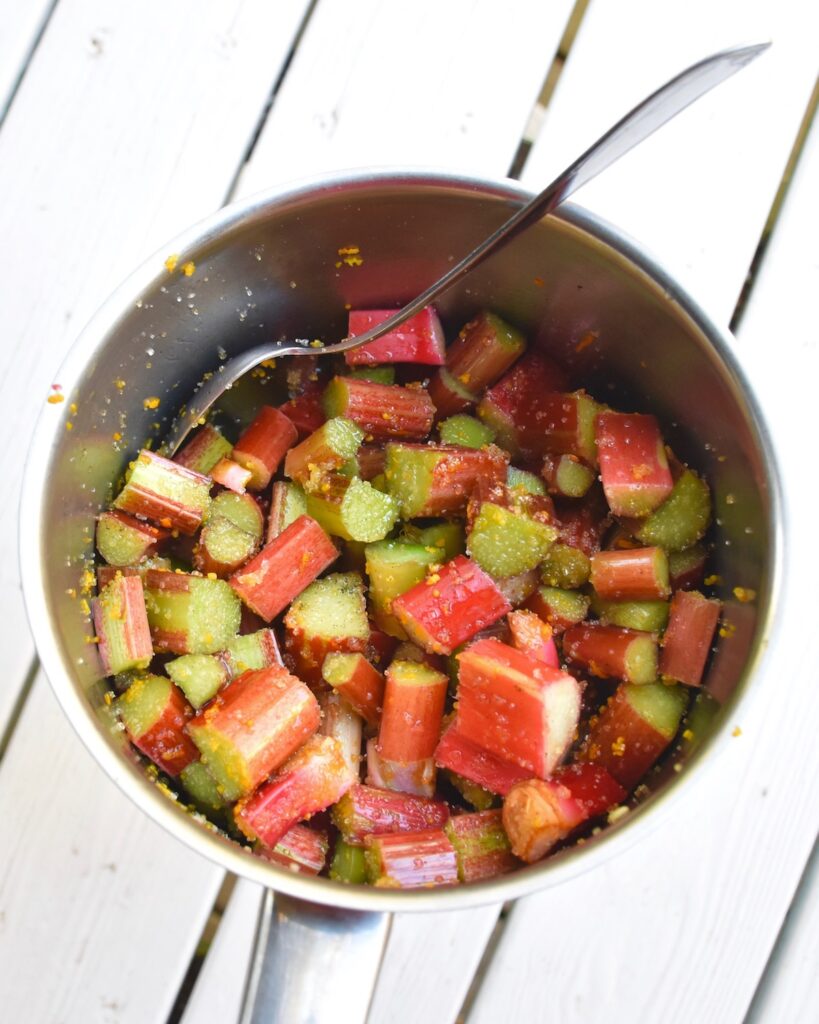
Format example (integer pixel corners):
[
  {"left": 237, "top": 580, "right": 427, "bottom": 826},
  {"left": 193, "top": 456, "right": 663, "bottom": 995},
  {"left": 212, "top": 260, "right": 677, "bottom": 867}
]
[{"left": 19, "top": 170, "right": 781, "bottom": 1021}]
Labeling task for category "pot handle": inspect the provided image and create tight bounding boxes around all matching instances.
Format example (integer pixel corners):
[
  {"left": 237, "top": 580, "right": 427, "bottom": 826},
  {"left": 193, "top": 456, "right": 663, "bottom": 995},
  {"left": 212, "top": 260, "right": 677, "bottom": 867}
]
[{"left": 239, "top": 889, "right": 391, "bottom": 1024}]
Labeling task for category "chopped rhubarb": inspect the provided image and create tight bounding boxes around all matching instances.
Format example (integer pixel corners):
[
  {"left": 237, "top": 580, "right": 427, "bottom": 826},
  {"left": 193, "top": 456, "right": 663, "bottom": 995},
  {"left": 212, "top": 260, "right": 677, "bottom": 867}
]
[
  {"left": 554, "top": 489, "right": 611, "bottom": 557},
  {"left": 331, "top": 783, "right": 449, "bottom": 844},
  {"left": 283, "top": 572, "right": 369, "bottom": 685},
  {"left": 224, "top": 628, "right": 283, "bottom": 676},
  {"left": 180, "top": 759, "right": 228, "bottom": 815},
  {"left": 92, "top": 573, "right": 153, "bottom": 676},
  {"left": 114, "top": 449, "right": 211, "bottom": 535},
  {"left": 507, "top": 609, "right": 559, "bottom": 668},
  {"left": 626, "top": 467, "right": 712, "bottom": 551},
  {"left": 366, "top": 738, "right": 436, "bottom": 798},
  {"left": 96, "top": 555, "right": 171, "bottom": 592},
  {"left": 525, "top": 585, "right": 590, "bottom": 634},
  {"left": 385, "top": 443, "right": 508, "bottom": 519},
  {"left": 187, "top": 665, "right": 320, "bottom": 801},
  {"left": 321, "top": 691, "right": 363, "bottom": 782},
  {"left": 166, "top": 653, "right": 229, "bottom": 709},
  {"left": 668, "top": 544, "right": 708, "bottom": 591},
  {"left": 194, "top": 491, "right": 263, "bottom": 578},
  {"left": 96, "top": 510, "right": 168, "bottom": 567},
  {"left": 329, "top": 838, "right": 368, "bottom": 884},
  {"left": 209, "top": 457, "right": 253, "bottom": 494},
  {"left": 305, "top": 474, "right": 398, "bottom": 543},
  {"left": 376, "top": 659, "right": 448, "bottom": 793},
  {"left": 231, "top": 406, "right": 299, "bottom": 490},
  {"left": 444, "top": 810, "right": 517, "bottom": 882},
  {"left": 456, "top": 638, "right": 581, "bottom": 778},
  {"left": 443, "top": 769, "right": 497, "bottom": 811},
  {"left": 541, "top": 453, "right": 596, "bottom": 498},
  {"left": 174, "top": 423, "right": 233, "bottom": 475},
  {"left": 283, "top": 417, "right": 364, "bottom": 488},
  {"left": 258, "top": 822, "right": 329, "bottom": 875},
  {"left": 660, "top": 590, "right": 721, "bottom": 686},
  {"left": 277, "top": 391, "right": 326, "bottom": 438},
  {"left": 563, "top": 623, "right": 658, "bottom": 685},
  {"left": 502, "top": 763, "right": 626, "bottom": 863},
  {"left": 348, "top": 366, "right": 396, "bottom": 385},
  {"left": 507, "top": 466, "right": 547, "bottom": 496},
  {"left": 355, "top": 444, "right": 387, "bottom": 481},
  {"left": 438, "top": 414, "right": 496, "bottom": 450},
  {"left": 344, "top": 306, "right": 446, "bottom": 366},
  {"left": 392, "top": 555, "right": 511, "bottom": 655},
  {"left": 266, "top": 480, "right": 307, "bottom": 543},
  {"left": 575, "top": 681, "right": 688, "bottom": 789},
  {"left": 229, "top": 515, "right": 338, "bottom": 622},
  {"left": 427, "top": 311, "right": 527, "bottom": 417},
  {"left": 323, "top": 376, "right": 435, "bottom": 441},
  {"left": 476, "top": 352, "right": 570, "bottom": 457},
  {"left": 115, "top": 673, "right": 198, "bottom": 776},
  {"left": 591, "top": 596, "right": 670, "bottom": 633},
  {"left": 401, "top": 520, "right": 465, "bottom": 562},
  {"left": 234, "top": 735, "right": 352, "bottom": 848},
  {"left": 495, "top": 569, "right": 540, "bottom": 609},
  {"left": 364, "top": 829, "right": 459, "bottom": 888},
  {"left": 322, "top": 652, "right": 385, "bottom": 727},
  {"left": 365, "top": 539, "right": 441, "bottom": 638},
  {"left": 595, "top": 411, "right": 673, "bottom": 517},
  {"left": 144, "top": 569, "right": 241, "bottom": 655},
  {"left": 467, "top": 499, "right": 557, "bottom": 578},
  {"left": 540, "top": 543, "right": 591, "bottom": 590},
  {"left": 590, "top": 547, "right": 671, "bottom": 601}
]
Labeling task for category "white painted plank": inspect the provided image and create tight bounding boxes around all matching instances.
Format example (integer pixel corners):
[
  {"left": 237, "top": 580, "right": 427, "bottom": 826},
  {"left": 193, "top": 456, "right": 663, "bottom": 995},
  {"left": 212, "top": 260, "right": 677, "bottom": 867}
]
[
  {"left": 521, "top": 0, "right": 818, "bottom": 326},
  {"left": 0, "top": 0, "right": 311, "bottom": 733},
  {"left": 0, "top": 673, "right": 223, "bottom": 1023},
  {"left": 0, "top": 0, "right": 54, "bottom": 118},
  {"left": 367, "top": 906, "right": 501, "bottom": 1024},
  {"left": 469, "top": 92, "right": 819, "bottom": 1024},
  {"left": 236, "top": 0, "right": 577, "bottom": 197},
  {"left": 181, "top": 878, "right": 266, "bottom": 1024},
  {"left": 746, "top": 843, "right": 819, "bottom": 1024}
]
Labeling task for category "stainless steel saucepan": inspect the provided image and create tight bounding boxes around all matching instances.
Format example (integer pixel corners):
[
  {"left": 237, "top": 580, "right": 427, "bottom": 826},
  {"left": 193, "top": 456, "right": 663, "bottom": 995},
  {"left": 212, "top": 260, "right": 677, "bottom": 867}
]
[{"left": 20, "top": 170, "right": 782, "bottom": 1022}]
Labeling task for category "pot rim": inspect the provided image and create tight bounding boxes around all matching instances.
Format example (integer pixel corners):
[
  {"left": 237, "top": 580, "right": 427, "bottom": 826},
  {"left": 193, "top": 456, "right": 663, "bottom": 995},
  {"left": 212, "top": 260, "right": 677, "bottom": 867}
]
[{"left": 19, "top": 167, "right": 784, "bottom": 913}]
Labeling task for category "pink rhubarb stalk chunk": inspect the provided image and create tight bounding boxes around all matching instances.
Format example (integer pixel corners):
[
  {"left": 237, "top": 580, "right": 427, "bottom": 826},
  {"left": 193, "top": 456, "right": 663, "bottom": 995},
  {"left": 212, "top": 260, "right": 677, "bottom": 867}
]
[
  {"left": 507, "top": 609, "right": 560, "bottom": 668},
  {"left": 392, "top": 555, "right": 511, "bottom": 655},
  {"left": 590, "top": 546, "right": 671, "bottom": 601},
  {"left": 365, "top": 829, "right": 459, "bottom": 888},
  {"left": 230, "top": 515, "right": 338, "bottom": 622},
  {"left": 434, "top": 720, "right": 531, "bottom": 796},
  {"left": 595, "top": 411, "right": 673, "bottom": 517},
  {"left": 332, "top": 783, "right": 449, "bottom": 844},
  {"left": 444, "top": 809, "right": 517, "bottom": 883},
  {"left": 562, "top": 623, "right": 658, "bottom": 685},
  {"left": 257, "top": 822, "right": 329, "bottom": 874},
  {"left": 114, "top": 449, "right": 211, "bottom": 535},
  {"left": 232, "top": 406, "right": 299, "bottom": 490},
  {"left": 187, "top": 665, "right": 320, "bottom": 801},
  {"left": 660, "top": 589, "right": 721, "bottom": 686},
  {"left": 115, "top": 673, "right": 199, "bottom": 777},
  {"left": 456, "top": 637, "right": 581, "bottom": 778},
  {"left": 92, "top": 573, "right": 153, "bottom": 676},
  {"left": 234, "top": 735, "right": 352, "bottom": 848},
  {"left": 344, "top": 306, "right": 446, "bottom": 366}
]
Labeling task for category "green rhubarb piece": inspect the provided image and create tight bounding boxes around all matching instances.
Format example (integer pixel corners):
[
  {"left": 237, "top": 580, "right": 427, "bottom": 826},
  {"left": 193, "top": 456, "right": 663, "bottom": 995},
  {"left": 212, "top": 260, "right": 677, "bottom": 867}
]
[
  {"left": 439, "top": 414, "right": 495, "bottom": 449},
  {"left": 533, "top": 586, "right": 590, "bottom": 626},
  {"left": 329, "top": 838, "right": 368, "bottom": 884},
  {"left": 624, "top": 681, "right": 688, "bottom": 738},
  {"left": 668, "top": 543, "right": 707, "bottom": 580},
  {"left": 365, "top": 540, "right": 440, "bottom": 638},
  {"left": 144, "top": 573, "right": 241, "bottom": 654},
  {"left": 280, "top": 482, "right": 308, "bottom": 526},
  {"left": 680, "top": 691, "right": 721, "bottom": 753},
  {"left": 199, "top": 515, "right": 258, "bottom": 570},
  {"left": 592, "top": 596, "right": 670, "bottom": 633},
  {"left": 212, "top": 492, "right": 263, "bottom": 538},
  {"left": 506, "top": 467, "right": 547, "bottom": 496},
  {"left": 401, "top": 521, "right": 465, "bottom": 562},
  {"left": 467, "top": 502, "right": 557, "bottom": 578},
  {"left": 623, "top": 634, "right": 659, "bottom": 685},
  {"left": 286, "top": 572, "right": 369, "bottom": 646},
  {"left": 286, "top": 417, "right": 365, "bottom": 489},
  {"left": 444, "top": 814, "right": 512, "bottom": 883},
  {"left": 116, "top": 673, "right": 173, "bottom": 740},
  {"left": 180, "top": 759, "right": 228, "bottom": 814},
  {"left": 631, "top": 469, "right": 711, "bottom": 552},
  {"left": 224, "top": 631, "right": 278, "bottom": 675},
  {"left": 177, "top": 426, "right": 233, "bottom": 475},
  {"left": 347, "top": 366, "right": 396, "bottom": 385},
  {"left": 95, "top": 576, "right": 152, "bottom": 675},
  {"left": 550, "top": 455, "right": 596, "bottom": 497},
  {"left": 115, "top": 450, "right": 211, "bottom": 522},
  {"left": 540, "top": 543, "right": 591, "bottom": 589},
  {"left": 305, "top": 476, "right": 399, "bottom": 543},
  {"left": 438, "top": 366, "right": 478, "bottom": 404},
  {"left": 444, "top": 770, "right": 497, "bottom": 811},
  {"left": 96, "top": 514, "right": 155, "bottom": 567},
  {"left": 166, "top": 654, "right": 228, "bottom": 709},
  {"left": 384, "top": 444, "right": 441, "bottom": 518}
]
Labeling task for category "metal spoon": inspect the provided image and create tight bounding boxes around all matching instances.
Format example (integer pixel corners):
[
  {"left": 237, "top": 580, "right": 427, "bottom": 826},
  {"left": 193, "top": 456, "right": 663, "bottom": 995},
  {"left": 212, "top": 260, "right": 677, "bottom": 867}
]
[{"left": 165, "top": 41, "right": 768, "bottom": 456}]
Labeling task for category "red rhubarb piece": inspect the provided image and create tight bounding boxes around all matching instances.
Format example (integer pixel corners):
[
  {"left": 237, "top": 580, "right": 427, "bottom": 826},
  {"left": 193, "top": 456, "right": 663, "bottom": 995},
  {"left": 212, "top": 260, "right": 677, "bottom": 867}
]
[
  {"left": 332, "top": 783, "right": 449, "bottom": 844},
  {"left": 445, "top": 809, "right": 518, "bottom": 883},
  {"left": 344, "top": 306, "right": 446, "bottom": 366},
  {"left": 257, "top": 822, "right": 329, "bottom": 874},
  {"left": 365, "top": 829, "right": 459, "bottom": 888},
  {"left": 114, "top": 449, "right": 211, "bottom": 535},
  {"left": 174, "top": 423, "right": 233, "bottom": 475},
  {"left": 507, "top": 609, "right": 559, "bottom": 668},
  {"left": 116, "top": 673, "right": 199, "bottom": 777},
  {"left": 230, "top": 515, "right": 338, "bottom": 622},
  {"left": 595, "top": 411, "right": 673, "bottom": 517},
  {"left": 322, "top": 652, "right": 385, "bottom": 727},
  {"left": 232, "top": 406, "right": 299, "bottom": 490},
  {"left": 277, "top": 392, "right": 326, "bottom": 438},
  {"left": 323, "top": 376, "right": 435, "bottom": 441},
  {"left": 187, "top": 665, "right": 321, "bottom": 801},
  {"left": 660, "top": 590, "right": 721, "bottom": 686},
  {"left": 456, "top": 638, "right": 581, "bottom": 778},
  {"left": 234, "top": 735, "right": 352, "bottom": 848},
  {"left": 590, "top": 547, "right": 671, "bottom": 601},
  {"left": 392, "top": 555, "right": 511, "bottom": 655},
  {"left": 209, "top": 458, "right": 253, "bottom": 494},
  {"left": 562, "top": 623, "right": 658, "bottom": 685},
  {"left": 92, "top": 573, "right": 153, "bottom": 676},
  {"left": 434, "top": 720, "right": 531, "bottom": 796}
]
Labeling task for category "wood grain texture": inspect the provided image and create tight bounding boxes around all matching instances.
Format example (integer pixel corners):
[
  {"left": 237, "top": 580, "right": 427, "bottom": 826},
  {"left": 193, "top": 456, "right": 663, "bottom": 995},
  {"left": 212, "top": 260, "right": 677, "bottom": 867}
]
[
  {"left": 0, "top": 673, "right": 223, "bottom": 1023},
  {"left": 469, "top": 76, "right": 819, "bottom": 1024},
  {"left": 521, "top": 0, "right": 818, "bottom": 326},
  {"left": 235, "top": 0, "right": 577, "bottom": 197},
  {"left": 0, "top": 0, "right": 311, "bottom": 734}
]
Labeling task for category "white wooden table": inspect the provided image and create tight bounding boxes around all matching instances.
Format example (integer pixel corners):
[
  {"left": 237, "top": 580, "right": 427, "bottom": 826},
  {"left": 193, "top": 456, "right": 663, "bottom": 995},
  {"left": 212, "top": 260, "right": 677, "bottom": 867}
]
[{"left": 1, "top": 2, "right": 817, "bottom": 1021}]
